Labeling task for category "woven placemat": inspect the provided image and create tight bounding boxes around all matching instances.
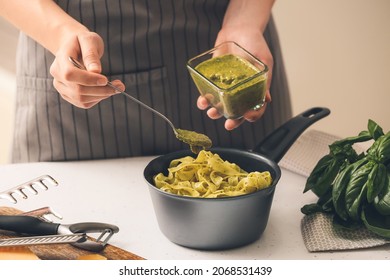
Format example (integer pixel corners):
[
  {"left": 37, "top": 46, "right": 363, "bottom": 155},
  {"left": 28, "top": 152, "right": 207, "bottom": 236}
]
[
  {"left": 301, "top": 213, "right": 389, "bottom": 252},
  {"left": 280, "top": 130, "right": 388, "bottom": 252}
]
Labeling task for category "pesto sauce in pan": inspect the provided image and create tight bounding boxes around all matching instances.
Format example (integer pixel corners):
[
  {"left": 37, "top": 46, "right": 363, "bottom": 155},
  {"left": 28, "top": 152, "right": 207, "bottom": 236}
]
[{"left": 175, "top": 129, "right": 212, "bottom": 154}]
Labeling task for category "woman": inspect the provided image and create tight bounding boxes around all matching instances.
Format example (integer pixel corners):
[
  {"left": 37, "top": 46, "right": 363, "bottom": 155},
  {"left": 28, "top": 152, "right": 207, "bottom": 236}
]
[{"left": 0, "top": 0, "right": 291, "bottom": 162}]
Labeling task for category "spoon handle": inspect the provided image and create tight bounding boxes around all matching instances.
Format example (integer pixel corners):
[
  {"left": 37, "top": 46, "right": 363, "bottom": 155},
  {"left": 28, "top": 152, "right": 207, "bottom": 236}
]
[
  {"left": 68, "top": 56, "right": 177, "bottom": 134},
  {"left": 106, "top": 82, "right": 177, "bottom": 133}
]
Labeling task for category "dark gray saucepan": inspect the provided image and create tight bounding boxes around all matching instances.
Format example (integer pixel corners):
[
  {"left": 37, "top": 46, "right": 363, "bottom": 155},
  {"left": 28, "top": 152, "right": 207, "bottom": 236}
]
[{"left": 144, "top": 107, "right": 330, "bottom": 250}]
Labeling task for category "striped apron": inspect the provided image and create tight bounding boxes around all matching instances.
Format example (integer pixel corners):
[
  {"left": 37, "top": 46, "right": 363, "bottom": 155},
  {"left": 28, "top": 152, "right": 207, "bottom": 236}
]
[{"left": 11, "top": 0, "right": 291, "bottom": 163}]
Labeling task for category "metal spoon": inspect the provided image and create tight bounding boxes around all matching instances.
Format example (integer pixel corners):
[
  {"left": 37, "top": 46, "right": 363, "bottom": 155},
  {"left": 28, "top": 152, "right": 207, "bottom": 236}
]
[{"left": 68, "top": 56, "right": 212, "bottom": 153}]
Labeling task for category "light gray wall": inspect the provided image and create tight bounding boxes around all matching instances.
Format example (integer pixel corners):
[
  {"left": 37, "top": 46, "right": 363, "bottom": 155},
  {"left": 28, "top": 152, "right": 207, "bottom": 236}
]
[{"left": 273, "top": 0, "right": 390, "bottom": 138}]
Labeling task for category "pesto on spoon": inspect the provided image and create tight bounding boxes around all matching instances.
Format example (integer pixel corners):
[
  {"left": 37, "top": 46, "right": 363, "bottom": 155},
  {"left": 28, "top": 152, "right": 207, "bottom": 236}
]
[
  {"left": 68, "top": 56, "right": 212, "bottom": 153},
  {"left": 175, "top": 129, "right": 212, "bottom": 153}
]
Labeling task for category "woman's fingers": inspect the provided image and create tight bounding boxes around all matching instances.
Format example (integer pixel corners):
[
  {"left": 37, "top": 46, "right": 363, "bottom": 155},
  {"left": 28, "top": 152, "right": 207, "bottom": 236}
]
[
  {"left": 78, "top": 32, "right": 105, "bottom": 73},
  {"left": 206, "top": 107, "right": 223, "bottom": 120},
  {"left": 197, "top": 91, "right": 272, "bottom": 130},
  {"left": 196, "top": 96, "right": 210, "bottom": 110},
  {"left": 51, "top": 59, "right": 108, "bottom": 86},
  {"left": 52, "top": 78, "right": 125, "bottom": 109},
  {"left": 48, "top": 31, "right": 125, "bottom": 109}
]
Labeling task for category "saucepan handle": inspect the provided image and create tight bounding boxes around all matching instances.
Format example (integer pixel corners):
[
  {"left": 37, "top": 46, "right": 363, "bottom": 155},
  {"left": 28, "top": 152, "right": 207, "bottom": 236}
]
[{"left": 252, "top": 107, "right": 330, "bottom": 163}]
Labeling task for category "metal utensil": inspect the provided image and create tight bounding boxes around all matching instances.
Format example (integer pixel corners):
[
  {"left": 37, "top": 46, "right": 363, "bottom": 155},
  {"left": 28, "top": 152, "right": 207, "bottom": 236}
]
[
  {"left": 68, "top": 56, "right": 212, "bottom": 152},
  {"left": 0, "top": 233, "right": 86, "bottom": 247},
  {"left": 22, "top": 206, "right": 63, "bottom": 222},
  {"left": 0, "top": 215, "right": 119, "bottom": 252},
  {"left": 0, "top": 175, "right": 58, "bottom": 204}
]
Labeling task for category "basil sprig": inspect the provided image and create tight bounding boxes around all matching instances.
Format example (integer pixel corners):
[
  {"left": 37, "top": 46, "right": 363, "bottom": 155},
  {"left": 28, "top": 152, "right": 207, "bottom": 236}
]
[{"left": 302, "top": 120, "right": 390, "bottom": 238}]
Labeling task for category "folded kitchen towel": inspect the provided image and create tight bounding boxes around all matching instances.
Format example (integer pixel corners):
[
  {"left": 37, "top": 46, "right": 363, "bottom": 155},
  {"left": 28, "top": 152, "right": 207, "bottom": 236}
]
[
  {"left": 279, "top": 129, "right": 372, "bottom": 178},
  {"left": 279, "top": 129, "right": 340, "bottom": 177},
  {"left": 301, "top": 212, "right": 390, "bottom": 252}
]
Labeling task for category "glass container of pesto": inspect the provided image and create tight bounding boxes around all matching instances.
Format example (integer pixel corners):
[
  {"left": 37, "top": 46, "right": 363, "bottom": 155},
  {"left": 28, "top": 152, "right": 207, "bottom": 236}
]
[{"left": 187, "top": 41, "right": 268, "bottom": 119}]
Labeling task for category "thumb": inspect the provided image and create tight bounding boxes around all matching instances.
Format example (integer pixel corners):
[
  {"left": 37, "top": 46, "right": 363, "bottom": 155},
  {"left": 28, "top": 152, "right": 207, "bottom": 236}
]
[
  {"left": 78, "top": 32, "right": 104, "bottom": 73},
  {"left": 84, "top": 54, "right": 101, "bottom": 73}
]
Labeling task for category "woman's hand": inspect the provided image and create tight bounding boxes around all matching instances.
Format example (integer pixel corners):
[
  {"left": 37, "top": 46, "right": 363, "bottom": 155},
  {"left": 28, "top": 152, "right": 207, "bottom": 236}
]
[
  {"left": 0, "top": 0, "right": 125, "bottom": 109},
  {"left": 197, "top": 30, "right": 272, "bottom": 130},
  {"left": 49, "top": 31, "right": 125, "bottom": 109},
  {"left": 197, "top": 0, "right": 274, "bottom": 130}
]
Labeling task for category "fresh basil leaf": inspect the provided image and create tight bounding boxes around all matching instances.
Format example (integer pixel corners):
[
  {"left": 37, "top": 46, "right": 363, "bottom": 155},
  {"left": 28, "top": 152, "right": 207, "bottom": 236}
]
[
  {"left": 301, "top": 203, "right": 323, "bottom": 215},
  {"left": 361, "top": 205, "right": 390, "bottom": 238},
  {"left": 332, "top": 214, "right": 361, "bottom": 230},
  {"left": 374, "top": 172, "right": 390, "bottom": 215},
  {"left": 332, "top": 164, "right": 354, "bottom": 221},
  {"left": 304, "top": 155, "right": 340, "bottom": 195},
  {"left": 345, "top": 161, "right": 373, "bottom": 221},
  {"left": 366, "top": 163, "right": 387, "bottom": 203},
  {"left": 378, "top": 132, "right": 390, "bottom": 163},
  {"left": 333, "top": 158, "right": 368, "bottom": 221},
  {"left": 316, "top": 188, "right": 334, "bottom": 212},
  {"left": 347, "top": 184, "right": 367, "bottom": 222},
  {"left": 304, "top": 155, "right": 332, "bottom": 193},
  {"left": 331, "top": 130, "right": 372, "bottom": 148},
  {"left": 305, "top": 143, "right": 360, "bottom": 196},
  {"left": 368, "top": 119, "right": 384, "bottom": 140},
  {"left": 368, "top": 132, "right": 390, "bottom": 163}
]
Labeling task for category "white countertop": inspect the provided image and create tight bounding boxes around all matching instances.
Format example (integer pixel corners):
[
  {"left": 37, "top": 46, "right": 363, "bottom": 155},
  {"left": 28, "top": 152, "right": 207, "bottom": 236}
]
[{"left": 0, "top": 153, "right": 388, "bottom": 260}]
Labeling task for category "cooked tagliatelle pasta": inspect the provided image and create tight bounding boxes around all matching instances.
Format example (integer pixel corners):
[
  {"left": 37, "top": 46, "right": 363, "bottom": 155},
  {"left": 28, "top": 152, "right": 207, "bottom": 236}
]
[{"left": 153, "top": 150, "right": 272, "bottom": 198}]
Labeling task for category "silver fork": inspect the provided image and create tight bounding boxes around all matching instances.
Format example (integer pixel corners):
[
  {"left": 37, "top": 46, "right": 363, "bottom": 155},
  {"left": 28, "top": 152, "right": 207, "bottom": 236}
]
[{"left": 0, "top": 175, "right": 58, "bottom": 204}]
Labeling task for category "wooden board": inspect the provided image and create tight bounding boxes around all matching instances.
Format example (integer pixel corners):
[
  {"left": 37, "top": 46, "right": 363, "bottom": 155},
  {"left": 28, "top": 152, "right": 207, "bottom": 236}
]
[{"left": 0, "top": 207, "right": 144, "bottom": 260}]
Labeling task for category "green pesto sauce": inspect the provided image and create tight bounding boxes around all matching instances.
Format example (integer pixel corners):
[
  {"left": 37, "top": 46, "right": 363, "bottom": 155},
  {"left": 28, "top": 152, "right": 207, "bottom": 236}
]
[
  {"left": 193, "top": 54, "right": 267, "bottom": 119},
  {"left": 195, "top": 54, "right": 259, "bottom": 89},
  {"left": 175, "top": 129, "right": 212, "bottom": 154}
]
